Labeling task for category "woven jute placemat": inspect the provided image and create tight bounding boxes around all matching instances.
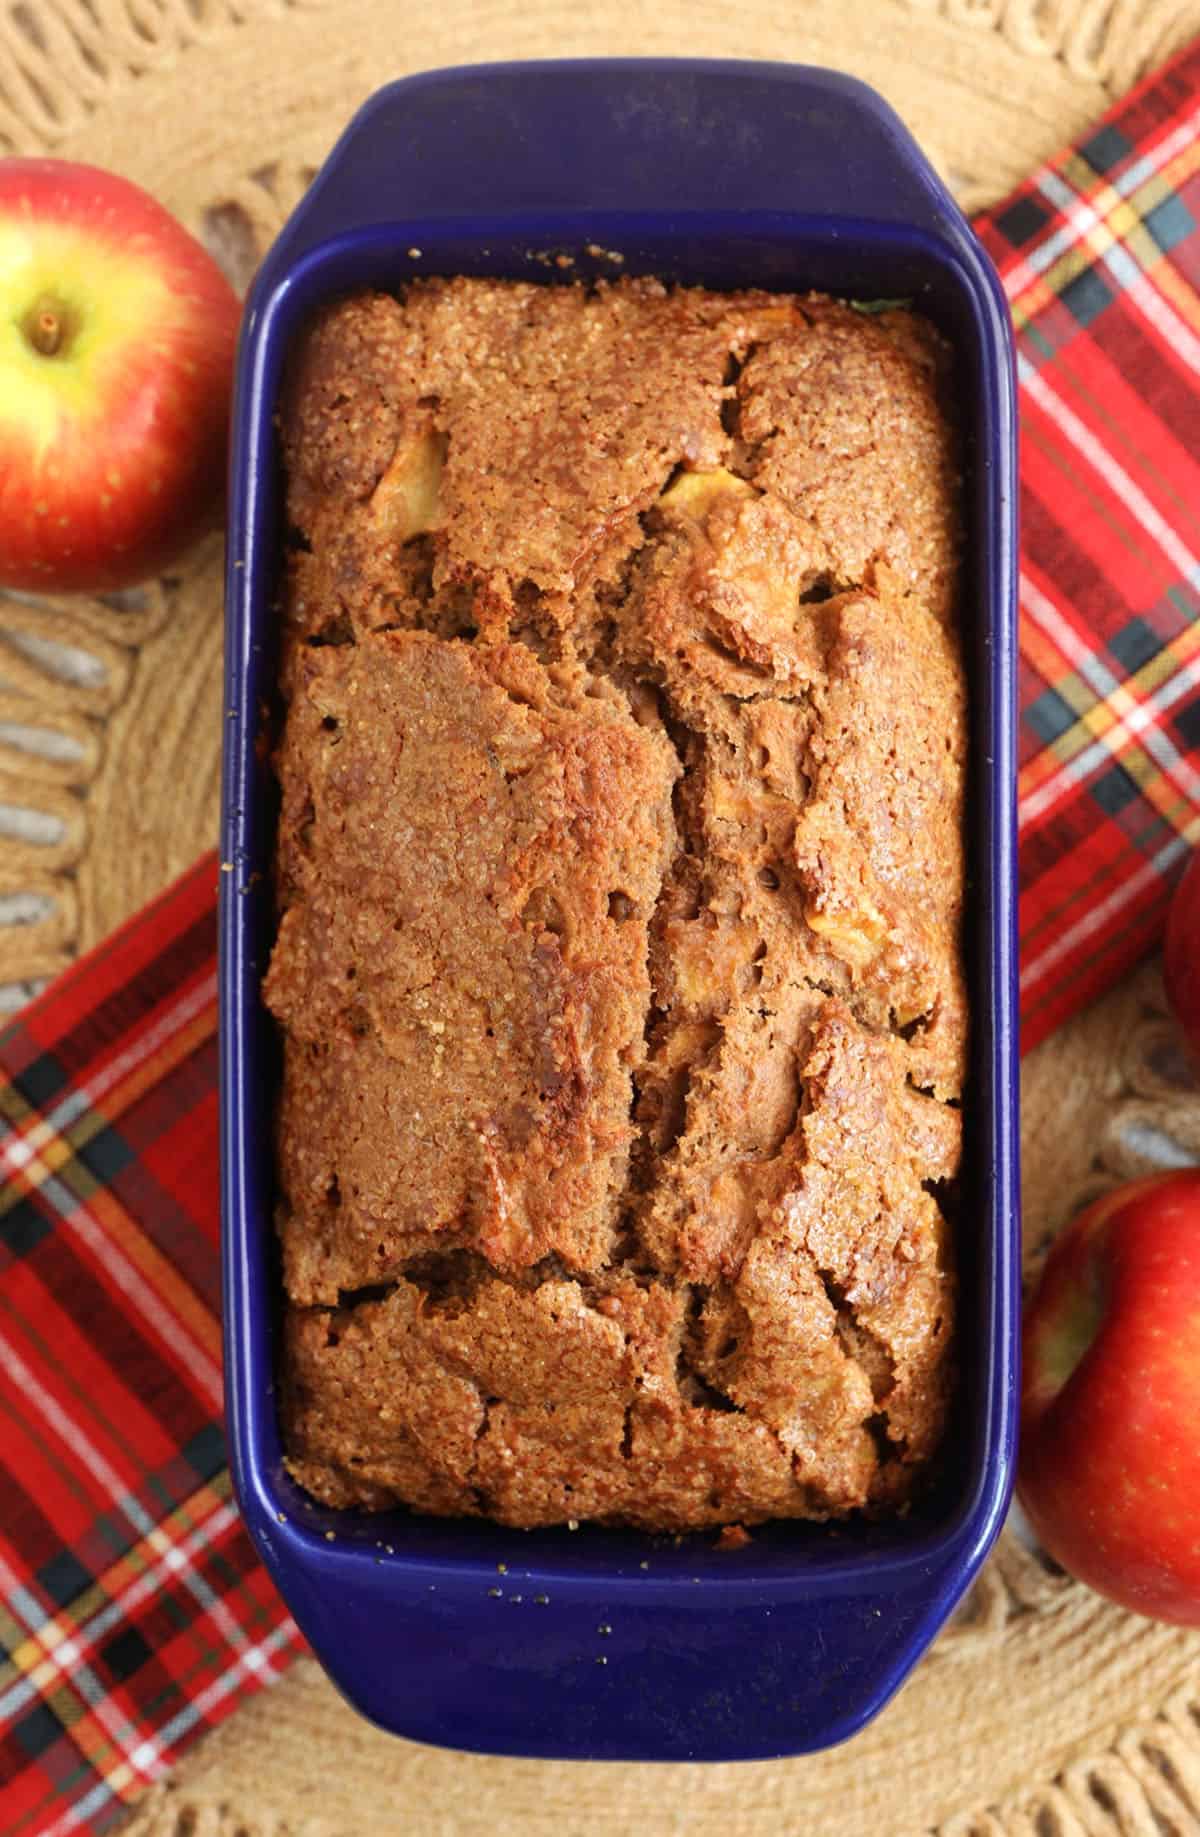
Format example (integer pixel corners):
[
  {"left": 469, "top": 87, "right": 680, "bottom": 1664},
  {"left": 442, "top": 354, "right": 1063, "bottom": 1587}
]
[{"left": 5, "top": 3, "right": 1200, "bottom": 1831}]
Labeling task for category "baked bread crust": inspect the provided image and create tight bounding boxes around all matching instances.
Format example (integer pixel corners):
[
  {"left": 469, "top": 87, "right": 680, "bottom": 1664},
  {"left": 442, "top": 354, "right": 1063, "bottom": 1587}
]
[{"left": 267, "top": 278, "right": 965, "bottom": 1530}]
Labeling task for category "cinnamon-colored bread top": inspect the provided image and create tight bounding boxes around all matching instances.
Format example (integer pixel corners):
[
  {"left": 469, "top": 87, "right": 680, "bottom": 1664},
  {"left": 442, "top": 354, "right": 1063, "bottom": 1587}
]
[{"left": 266, "top": 278, "right": 965, "bottom": 1531}]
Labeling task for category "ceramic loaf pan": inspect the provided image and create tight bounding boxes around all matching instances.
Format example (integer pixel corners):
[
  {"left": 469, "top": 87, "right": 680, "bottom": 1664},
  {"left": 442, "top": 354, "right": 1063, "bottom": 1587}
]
[{"left": 220, "top": 58, "right": 1020, "bottom": 1759}]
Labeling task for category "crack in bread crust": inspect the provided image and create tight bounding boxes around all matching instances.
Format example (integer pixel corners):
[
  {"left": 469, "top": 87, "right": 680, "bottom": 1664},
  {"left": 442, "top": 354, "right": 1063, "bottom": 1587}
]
[{"left": 269, "top": 277, "right": 965, "bottom": 1531}]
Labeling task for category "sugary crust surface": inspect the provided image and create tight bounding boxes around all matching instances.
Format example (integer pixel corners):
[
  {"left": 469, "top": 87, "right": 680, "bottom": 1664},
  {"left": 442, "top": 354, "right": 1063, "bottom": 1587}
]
[{"left": 268, "top": 277, "right": 965, "bottom": 1531}]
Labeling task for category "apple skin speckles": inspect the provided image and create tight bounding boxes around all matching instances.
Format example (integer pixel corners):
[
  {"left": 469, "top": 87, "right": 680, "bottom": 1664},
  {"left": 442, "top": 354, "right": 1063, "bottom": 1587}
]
[
  {"left": 0, "top": 156, "right": 241, "bottom": 593},
  {"left": 1019, "top": 1168, "right": 1200, "bottom": 1627}
]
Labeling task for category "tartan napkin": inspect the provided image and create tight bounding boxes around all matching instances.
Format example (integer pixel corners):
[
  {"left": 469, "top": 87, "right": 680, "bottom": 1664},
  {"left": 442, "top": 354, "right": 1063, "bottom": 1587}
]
[
  {"left": 0, "top": 859, "right": 303, "bottom": 1837},
  {"left": 3, "top": 38, "right": 1200, "bottom": 1835},
  {"left": 974, "top": 39, "right": 1200, "bottom": 1048}
]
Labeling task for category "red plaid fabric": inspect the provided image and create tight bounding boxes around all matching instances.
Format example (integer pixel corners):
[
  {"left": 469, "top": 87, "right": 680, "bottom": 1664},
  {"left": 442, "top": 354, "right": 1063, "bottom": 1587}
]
[
  {"left": 0, "top": 859, "right": 303, "bottom": 1837},
  {"left": 975, "top": 38, "right": 1200, "bottom": 1049},
  {"left": 3, "top": 42, "right": 1200, "bottom": 1835}
]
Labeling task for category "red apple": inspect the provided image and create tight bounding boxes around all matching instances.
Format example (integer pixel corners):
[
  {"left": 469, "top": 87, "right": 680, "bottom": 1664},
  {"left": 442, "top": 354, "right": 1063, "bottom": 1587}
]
[
  {"left": 0, "top": 158, "right": 241, "bottom": 593},
  {"left": 1165, "top": 849, "right": 1200, "bottom": 1061},
  {"left": 1019, "top": 1168, "right": 1200, "bottom": 1625}
]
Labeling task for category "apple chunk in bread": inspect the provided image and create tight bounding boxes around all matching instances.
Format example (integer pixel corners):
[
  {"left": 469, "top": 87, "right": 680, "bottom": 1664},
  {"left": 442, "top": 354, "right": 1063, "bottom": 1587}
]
[{"left": 370, "top": 425, "right": 447, "bottom": 544}]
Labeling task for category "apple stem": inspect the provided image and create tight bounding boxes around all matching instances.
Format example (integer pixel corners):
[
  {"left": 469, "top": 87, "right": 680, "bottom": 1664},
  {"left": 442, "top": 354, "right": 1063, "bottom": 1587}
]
[{"left": 31, "top": 309, "right": 62, "bottom": 358}]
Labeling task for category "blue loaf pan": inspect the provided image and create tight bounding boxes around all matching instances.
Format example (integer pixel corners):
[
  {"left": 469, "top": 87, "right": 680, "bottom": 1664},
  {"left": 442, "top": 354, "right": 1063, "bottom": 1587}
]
[{"left": 220, "top": 58, "right": 1020, "bottom": 1760}]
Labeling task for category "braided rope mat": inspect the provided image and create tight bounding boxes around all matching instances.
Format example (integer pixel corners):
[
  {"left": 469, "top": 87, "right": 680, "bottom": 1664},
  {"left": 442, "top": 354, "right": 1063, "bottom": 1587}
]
[{"left": 4, "top": 2, "right": 1200, "bottom": 1830}]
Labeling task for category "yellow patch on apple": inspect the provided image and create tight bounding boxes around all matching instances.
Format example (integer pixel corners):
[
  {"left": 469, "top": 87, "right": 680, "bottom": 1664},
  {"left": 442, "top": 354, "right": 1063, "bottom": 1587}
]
[{"left": 0, "top": 218, "right": 174, "bottom": 457}]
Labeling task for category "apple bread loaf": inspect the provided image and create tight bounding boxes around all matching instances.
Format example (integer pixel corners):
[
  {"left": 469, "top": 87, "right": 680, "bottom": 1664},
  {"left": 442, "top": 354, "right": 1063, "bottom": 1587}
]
[{"left": 265, "top": 277, "right": 966, "bottom": 1530}]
